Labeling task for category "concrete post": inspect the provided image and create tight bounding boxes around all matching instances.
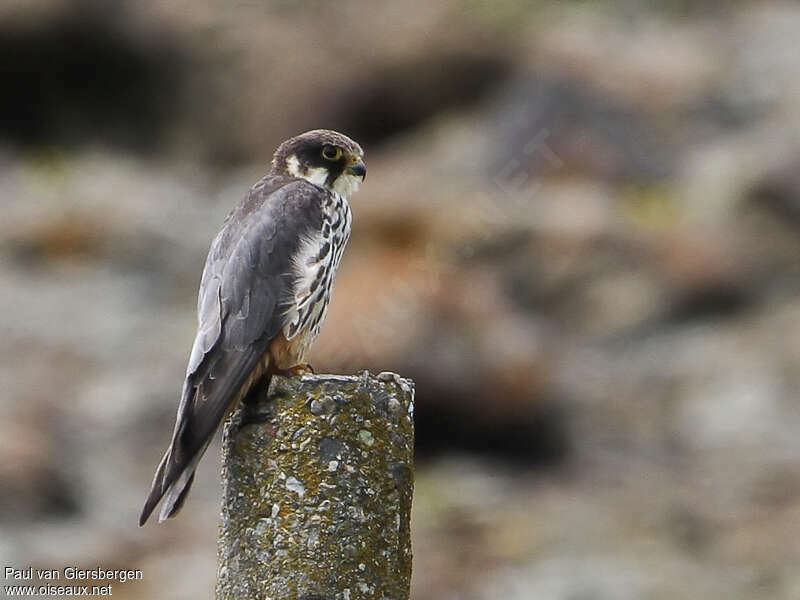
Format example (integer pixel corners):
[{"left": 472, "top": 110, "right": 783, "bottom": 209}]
[{"left": 216, "top": 372, "right": 414, "bottom": 600}]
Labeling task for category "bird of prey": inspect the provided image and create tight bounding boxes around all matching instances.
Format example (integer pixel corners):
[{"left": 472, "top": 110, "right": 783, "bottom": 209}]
[{"left": 139, "top": 129, "right": 366, "bottom": 525}]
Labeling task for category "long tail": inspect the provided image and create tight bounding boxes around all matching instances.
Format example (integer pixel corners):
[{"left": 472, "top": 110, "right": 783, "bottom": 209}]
[
  {"left": 139, "top": 365, "right": 274, "bottom": 526},
  {"left": 138, "top": 438, "right": 210, "bottom": 526},
  {"left": 138, "top": 376, "right": 220, "bottom": 526}
]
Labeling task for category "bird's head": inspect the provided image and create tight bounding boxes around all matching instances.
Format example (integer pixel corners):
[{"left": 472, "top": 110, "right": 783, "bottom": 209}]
[{"left": 271, "top": 129, "right": 366, "bottom": 199}]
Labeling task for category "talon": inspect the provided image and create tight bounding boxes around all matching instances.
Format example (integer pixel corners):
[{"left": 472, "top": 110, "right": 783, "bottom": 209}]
[{"left": 287, "top": 363, "right": 314, "bottom": 376}]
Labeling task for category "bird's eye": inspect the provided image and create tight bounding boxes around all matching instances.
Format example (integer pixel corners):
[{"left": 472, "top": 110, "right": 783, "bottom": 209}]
[{"left": 322, "top": 145, "right": 342, "bottom": 161}]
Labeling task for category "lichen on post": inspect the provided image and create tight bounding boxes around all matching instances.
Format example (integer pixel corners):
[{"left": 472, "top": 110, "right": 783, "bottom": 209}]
[{"left": 216, "top": 371, "right": 415, "bottom": 600}]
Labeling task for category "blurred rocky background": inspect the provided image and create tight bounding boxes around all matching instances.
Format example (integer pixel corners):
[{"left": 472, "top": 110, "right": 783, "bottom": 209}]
[{"left": 2, "top": 1, "right": 800, "bottom": 598}]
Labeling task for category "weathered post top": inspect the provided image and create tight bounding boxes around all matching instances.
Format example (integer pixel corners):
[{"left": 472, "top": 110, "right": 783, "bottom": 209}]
[{"left": 216, "top": 371, "right": 415, "bottom": 600}]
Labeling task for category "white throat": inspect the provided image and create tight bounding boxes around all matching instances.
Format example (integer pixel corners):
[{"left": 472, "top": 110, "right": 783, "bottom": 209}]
[
  {"left": 330, "top": 172, "right": 362, "bottom": 198},
  {"left": 286, "top": 154, "right": 362, "bottom": 199}
]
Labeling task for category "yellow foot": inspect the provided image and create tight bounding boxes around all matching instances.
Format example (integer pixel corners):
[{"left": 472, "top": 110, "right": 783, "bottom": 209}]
[{"left": 286, "top": 363, "right": 315, "bottom": 376}]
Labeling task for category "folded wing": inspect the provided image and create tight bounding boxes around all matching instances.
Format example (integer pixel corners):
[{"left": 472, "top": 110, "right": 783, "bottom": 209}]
[{"left": 139, "top": 177, "right": 326, "bottom": 525}]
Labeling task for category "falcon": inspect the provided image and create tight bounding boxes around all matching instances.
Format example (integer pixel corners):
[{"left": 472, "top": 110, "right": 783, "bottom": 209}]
[{"left": 139, "top": 129, "right": 366, "bottom": 525}]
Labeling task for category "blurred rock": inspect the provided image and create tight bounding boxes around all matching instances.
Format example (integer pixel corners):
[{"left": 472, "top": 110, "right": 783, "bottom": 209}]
[
  {"left": 3, "top": 1, "right": 800, "bottom": 599},
  {"left": 0, "top": 421, "right": 79, "bottom": 520},
  {"left": 487, "top": 75, "right": 676, "bottom": 182},
  {"left": 0, "top": 0, "right": 188, "bottom": 153},
  {"left": 748, "top": 158, "right": 800, "bottom": 231}
]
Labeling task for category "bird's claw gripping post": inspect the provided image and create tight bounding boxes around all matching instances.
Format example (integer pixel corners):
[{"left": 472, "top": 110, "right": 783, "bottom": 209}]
[{"left": 287, "top": 363, "right": 315, "bottom": 376}]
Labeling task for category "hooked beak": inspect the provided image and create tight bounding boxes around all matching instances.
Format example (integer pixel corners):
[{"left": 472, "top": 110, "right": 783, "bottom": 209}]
[{"left": 347, "top": 159, "right": 366, "bottom": 180}]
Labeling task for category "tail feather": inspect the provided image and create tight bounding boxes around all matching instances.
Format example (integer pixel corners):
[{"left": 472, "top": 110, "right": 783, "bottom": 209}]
[
  {"left": 156, "top": 436, "right": 211, "bottom": 523},
  {"left": 139, "top": 436, "right": 210, "bottom": 526},
  {"left": 139, "top": 356, "right": 272, "bottom": 527},
  {"left": 158, "top": 461, "right": 199, "bottom": 522},
  {"left": 139, "top": 447, "right": 171, "bottom": 526}
]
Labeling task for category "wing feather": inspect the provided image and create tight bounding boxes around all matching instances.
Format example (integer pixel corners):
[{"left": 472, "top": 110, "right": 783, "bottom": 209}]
[{"left": 140, "top": 176, "right": 327, "bottom": 525}]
